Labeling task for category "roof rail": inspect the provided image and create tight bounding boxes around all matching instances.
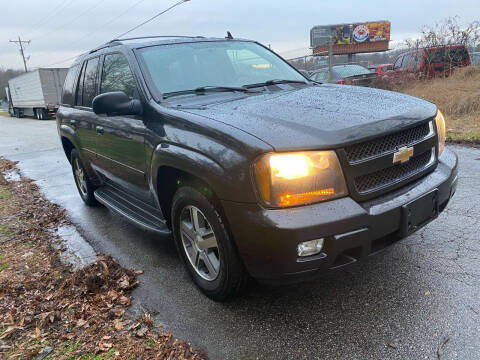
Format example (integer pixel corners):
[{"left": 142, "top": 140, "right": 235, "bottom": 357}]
[
  {"left": 108, "top": 35, "right": 206, "bottom": 43},
  {"left": 89, "top": 40, "right": 122, "bottom": 54}
]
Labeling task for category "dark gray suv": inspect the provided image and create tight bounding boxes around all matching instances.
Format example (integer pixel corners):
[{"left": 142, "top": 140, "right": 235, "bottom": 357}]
[{"left": 57, "top": 36, "right": 458, "bottom": 301}]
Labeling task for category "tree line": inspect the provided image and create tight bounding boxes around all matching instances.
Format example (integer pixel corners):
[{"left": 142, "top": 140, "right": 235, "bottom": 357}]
[{"left": 0, "top": 68, "right": 23, "bottom": 101}]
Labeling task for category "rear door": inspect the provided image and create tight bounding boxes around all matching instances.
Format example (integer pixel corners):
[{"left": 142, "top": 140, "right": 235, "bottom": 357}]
[
  {"left": 93, "top": 52, "right": 150, "bottom": 201},
  {"left": 64, "top": 57, "right": 101, "bottom": 166},
  {"left": 392, "top": 55, "right": 404, "bottom": 80}
]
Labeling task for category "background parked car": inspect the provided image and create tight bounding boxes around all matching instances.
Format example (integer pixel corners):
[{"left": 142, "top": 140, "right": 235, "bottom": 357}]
[
  {"left": 368, "top": 63, "right": 393, "bottom": 76},
  {"left": 310, "top": 64, "right": 377, "bottom": 86},
  {"left": 385, "top": 44, "right": 471, "bottom": 81}
]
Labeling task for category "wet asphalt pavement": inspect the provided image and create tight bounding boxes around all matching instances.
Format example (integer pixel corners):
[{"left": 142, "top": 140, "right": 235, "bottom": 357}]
[{"left": 1, "top": 115, "right": 479, "bottom": 359}]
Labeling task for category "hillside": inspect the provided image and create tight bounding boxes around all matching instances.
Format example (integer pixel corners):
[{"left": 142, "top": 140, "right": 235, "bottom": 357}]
[{"left": 396, "top": 66, "right": 480, "bottom": 141}]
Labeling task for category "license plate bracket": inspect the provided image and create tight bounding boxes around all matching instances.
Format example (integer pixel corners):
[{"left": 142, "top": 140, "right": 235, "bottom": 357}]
[{"left": 400, "top": 189, "right": 439, "bottom": 237}]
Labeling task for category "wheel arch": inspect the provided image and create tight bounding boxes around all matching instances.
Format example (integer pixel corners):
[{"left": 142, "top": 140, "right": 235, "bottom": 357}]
[
  {"left": 155, "top": 164, "right": 224, "bottom": 228},
  {"left": 61, "top": 136, "right": 75, "bottom": 163}
]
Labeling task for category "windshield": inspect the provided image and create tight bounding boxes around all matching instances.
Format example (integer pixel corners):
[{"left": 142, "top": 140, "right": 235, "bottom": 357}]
[
  {"left": 138, "top": 41, "right": 305, "bottom": 96},
  {"left": 333, "top": 65, "right": 371, "bottom": 79}
]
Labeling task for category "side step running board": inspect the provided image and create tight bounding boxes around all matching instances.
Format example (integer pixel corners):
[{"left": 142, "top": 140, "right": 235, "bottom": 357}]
[{"left": 94, "top": 185, "right": 171, "bottom": 235}]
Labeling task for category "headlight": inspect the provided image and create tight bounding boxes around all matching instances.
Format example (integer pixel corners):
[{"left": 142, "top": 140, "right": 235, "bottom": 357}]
[
  {"left": 253, "top": 151, "right": 348, "bottom": 207},
  {"left": 435, "top": 110, "right": 446, "bottom": 156}
]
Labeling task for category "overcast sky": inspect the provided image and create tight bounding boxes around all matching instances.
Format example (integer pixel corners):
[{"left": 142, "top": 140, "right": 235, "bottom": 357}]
[{"left": 0, "top": 0, "right": 478, "bottom": 69}]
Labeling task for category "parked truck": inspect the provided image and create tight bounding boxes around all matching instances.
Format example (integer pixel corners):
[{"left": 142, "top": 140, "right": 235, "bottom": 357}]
[{"left": 7, "top": 68, "right": 68, "bottom": 119}]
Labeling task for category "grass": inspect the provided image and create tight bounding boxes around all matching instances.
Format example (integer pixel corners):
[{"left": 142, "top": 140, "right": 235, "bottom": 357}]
[
  {"left": 0, "top": 111, "right": 9, "bottom": 117},
  {"left": 44, "top": 341, "right": 118, "bottom": 360},
  {"left": 394, "top": 66, "right": 480, "bottom": 142},
  {"left": 447, "top": 131, "right": 480, "bottom": 141},
  {"left": 0, "top": 190, "right": 12, "bottom": 200}
]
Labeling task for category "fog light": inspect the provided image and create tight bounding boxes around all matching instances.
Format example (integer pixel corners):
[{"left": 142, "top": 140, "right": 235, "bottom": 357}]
[{"left": 297, "top": 239, "right": 324, "bottom": 257}]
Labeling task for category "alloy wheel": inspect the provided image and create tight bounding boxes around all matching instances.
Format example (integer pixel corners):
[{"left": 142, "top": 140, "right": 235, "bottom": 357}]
[
  {"left": 74, "top": 158, "right": 88, "bottom": 198},
  {"left": 180, "top": 205, "right": 220, "bottom": 281}
]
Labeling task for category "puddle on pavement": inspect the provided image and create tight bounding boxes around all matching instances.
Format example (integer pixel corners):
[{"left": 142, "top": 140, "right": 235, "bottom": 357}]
[{"left": 51, "top": 225, "right": 97, "bottom": 269}]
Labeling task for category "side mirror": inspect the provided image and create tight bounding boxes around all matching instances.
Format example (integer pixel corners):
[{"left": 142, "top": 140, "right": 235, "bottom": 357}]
[{"left": 92, "top": 91, "right": 142, "bottom": 116}]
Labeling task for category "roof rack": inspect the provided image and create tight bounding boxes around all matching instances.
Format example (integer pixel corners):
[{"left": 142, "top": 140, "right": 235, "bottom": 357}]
[
  {"left": 108, "top": 35, "right": 206, "bottom": 43},
  {"left": 89, "top": 41, "right": 122, "bottom": 54},
  {"left": 89, "top": 36, "right": 207, "bottom": 54}
]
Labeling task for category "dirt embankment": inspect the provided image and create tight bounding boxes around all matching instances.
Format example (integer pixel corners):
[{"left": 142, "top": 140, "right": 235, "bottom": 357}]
[{"left": 394, "top": 67, "right": 480, "bottom": 143}]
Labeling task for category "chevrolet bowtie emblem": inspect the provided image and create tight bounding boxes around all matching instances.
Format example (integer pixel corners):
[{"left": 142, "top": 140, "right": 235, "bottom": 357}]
[{"left": 393, "top": 146, "right": 414, "bottom": 164}]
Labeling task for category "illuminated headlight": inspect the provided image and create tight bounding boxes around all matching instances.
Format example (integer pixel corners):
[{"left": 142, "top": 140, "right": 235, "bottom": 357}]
[
  {"left": 253, "top": 151, "right": 348, "bottom": 207},
  {"left": 297, "top": 238, "right": 325, "bottom": 257},
  {"left": 435, "top": 110, "right": 446, "bottom": 156}
]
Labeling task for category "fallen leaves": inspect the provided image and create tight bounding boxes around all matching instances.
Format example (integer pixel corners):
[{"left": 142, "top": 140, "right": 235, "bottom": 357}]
[
  {"left": 98, "top": 341, "right": 113, "bottom": 351},
  {"left": 0, "top": 326, "right": 23, "bottom": 340},
  {"left": 113, "top": 318, "right": 124, "bottom": 330},
  {"left": 0, "top": 158, "right": 208, "bottom": 359}
]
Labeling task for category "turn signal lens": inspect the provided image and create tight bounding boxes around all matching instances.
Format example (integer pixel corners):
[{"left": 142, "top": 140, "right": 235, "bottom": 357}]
[
  {"left": 253, "top": 151, "right": 348, "bottom": 207},
  {"left": 435, "top": 110, "right": 446, "bottom": 156}
]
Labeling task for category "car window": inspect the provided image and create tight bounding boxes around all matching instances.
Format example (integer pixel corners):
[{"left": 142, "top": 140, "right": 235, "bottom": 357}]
[
  {"left": 394, "top": 56, "right": 403, "bottom": 70},
  {"left": 76, "top": 57, "right": 100, "bottom": 108},
  {"left": 332, "top": 65, "right": 371, "bottom": 78},
  {"left": 313, "top": 71, "right": 327, "bottom": 81},
  {"left": 425, "top": 46, "right": 470, "bottom": 64},
  {"left": 62, "top": 64, "right": 80, "bottom": 106},
  {"left": 411, "top": 52, "right": 420, "bottom": 69},
  {"left": 75, "top": 62, "right": 86, "bottom": 106},
  {"left": 402, "top": 54, "right": 411, "bottom": 68},
  {"left": 138, "top": 41, "right": 305, "bottom": 96},
  {"left": 100, "top": 53, "right": 136, "bottom": 98}
]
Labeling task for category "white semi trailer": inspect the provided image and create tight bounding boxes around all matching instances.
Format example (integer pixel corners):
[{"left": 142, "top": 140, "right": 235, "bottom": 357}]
[{"left": 7, "top": 68, "right": 68, "bottom": 119}]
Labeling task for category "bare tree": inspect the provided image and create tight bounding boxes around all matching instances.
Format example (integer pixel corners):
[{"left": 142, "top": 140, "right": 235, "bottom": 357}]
[{"left": 0, "top": 68, "right": 23, "bottom": 101}]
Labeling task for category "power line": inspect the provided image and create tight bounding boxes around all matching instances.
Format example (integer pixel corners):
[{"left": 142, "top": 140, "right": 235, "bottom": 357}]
[
  {"left": 32, "top": 0, "right": 148, "bottom": 68},
  {"left": 22, "top": 0, "right": 77, "bottom": 38},
  {"left": 56, "top": 0, "right": 148, "bottom": 52},
  {"left": 31, "top": 0, "right": 109, "bottom": 42},
  {"left": 9, "top": 36, "right": 30, "bottom": 72},
  {"left": 31, "top": 0, "right": 193, "bottom": 68},
  {"left": 20, "top": 0, "right": 70, "bottom": 37},
  {"left": 115, "top": 0, "right": 191, "bottom": 39},
  {"left": 36, "top": 54, "right": 80, "bottom": 68}
]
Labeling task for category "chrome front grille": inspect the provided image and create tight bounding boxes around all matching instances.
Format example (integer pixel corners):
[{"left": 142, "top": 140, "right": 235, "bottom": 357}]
[
  {"left": 345, "top": 122, "right": 431, "bottom": 163},
  {"left": 354, "top": 149, "right": 435, "bottom": 194},
  {"left": 339, "top": 120, "right": 438, "bottom": 200}
]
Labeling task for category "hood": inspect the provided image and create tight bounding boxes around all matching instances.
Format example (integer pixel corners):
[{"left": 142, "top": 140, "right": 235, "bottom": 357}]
[{"left": 181, "top": 84, "right": 437, "bottom": 151}]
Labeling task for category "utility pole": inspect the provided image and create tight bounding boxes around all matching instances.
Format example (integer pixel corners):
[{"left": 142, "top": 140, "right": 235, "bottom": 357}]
[
  {"left": 327, "top": 37, "right": 333, "bottom": 82},
  {"left": 9, "top": 36, "right": 30, "bottom": 72}
]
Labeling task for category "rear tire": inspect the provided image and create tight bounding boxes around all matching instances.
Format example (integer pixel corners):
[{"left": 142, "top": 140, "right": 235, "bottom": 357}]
[
  {"left": 71, "top": 149, "right": 99, "bottom": 206},
  {"left": 171, "top": 186, "right": 249, "bottom": 301},
  {"left": 41, "top": 109, "right": 50, "bottom": 120}
]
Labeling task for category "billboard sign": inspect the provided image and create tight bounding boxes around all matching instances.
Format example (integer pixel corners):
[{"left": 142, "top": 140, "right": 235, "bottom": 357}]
[{"left": 311, "top": 21, "right": 391, "bottom": 54}]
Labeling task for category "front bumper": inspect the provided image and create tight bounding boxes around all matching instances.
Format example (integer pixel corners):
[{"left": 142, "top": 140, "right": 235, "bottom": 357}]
[{"left": 222, "top": 147, "right": 458, "bottom": 283}]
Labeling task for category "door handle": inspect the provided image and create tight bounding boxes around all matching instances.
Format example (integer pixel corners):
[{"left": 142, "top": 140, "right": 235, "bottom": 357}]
[{"left": 96, "top": 126, "right": 104, "bottom": 135}]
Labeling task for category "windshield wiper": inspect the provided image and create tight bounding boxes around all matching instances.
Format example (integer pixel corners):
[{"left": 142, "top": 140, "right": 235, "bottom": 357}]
[
  {"left": 243, "top": 79, "right": 308, "bottom": 88},
  {"left": 163, "top": 86, "right": 261, "bottom": 99}
]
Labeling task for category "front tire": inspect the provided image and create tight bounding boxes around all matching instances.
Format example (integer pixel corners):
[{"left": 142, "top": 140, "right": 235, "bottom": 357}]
[
  {"left": 171, "top": 186, "right": 249, "bottom": 301},
  {"left": 71, "top": 149, "right": 98, "bottom": 206}
]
